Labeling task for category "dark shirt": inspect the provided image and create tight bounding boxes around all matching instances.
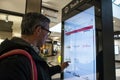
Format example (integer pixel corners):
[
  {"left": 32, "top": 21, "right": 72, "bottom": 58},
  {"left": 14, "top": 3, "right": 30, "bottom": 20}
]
[{"left": 0, "top": 37, "right": 61, "bottom": 80}]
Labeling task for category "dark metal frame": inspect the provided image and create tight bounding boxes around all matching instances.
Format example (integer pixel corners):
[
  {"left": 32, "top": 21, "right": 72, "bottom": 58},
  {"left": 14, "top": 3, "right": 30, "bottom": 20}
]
[{"left": 61, "top": 0, "right": 115, "bottom": 80}]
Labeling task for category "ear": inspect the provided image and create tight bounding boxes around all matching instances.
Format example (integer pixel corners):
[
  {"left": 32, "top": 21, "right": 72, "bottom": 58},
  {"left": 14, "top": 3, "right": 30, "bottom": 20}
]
[{"left": 34, "top": 27, "right": 41, "bottom": 36}]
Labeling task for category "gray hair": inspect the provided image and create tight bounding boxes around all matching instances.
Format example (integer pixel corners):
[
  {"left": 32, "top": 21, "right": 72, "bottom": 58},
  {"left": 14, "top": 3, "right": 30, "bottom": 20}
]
[{"left": 21, "top": 12, "right": 50, "bottom": 35}]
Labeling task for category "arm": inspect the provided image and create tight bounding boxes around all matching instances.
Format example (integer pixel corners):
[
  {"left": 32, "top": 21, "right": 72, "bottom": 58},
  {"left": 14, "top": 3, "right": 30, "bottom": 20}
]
[
  {"left": 49, "top": 65, "right": 61, "bottom": 76},
  {"left": 49, "top": 62, "right": 69, "bottom": 76}
]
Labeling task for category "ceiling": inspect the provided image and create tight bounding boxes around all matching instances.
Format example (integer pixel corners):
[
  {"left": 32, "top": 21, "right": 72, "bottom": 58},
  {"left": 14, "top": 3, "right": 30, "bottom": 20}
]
[
  {"left": 42, "top": 0, "right": 72, "bottom": 10},
  {"left": 42, "top": 0, "right": 72, "bottom": 41},
  {"left": 42, "top": 0, "right": 72, "bottom": 27}
]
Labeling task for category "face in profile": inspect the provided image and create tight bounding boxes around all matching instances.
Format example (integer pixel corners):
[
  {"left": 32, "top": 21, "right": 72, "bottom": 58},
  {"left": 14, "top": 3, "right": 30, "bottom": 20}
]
[{"left": 37, "top": 23, "right": 50, "bottom": 48}]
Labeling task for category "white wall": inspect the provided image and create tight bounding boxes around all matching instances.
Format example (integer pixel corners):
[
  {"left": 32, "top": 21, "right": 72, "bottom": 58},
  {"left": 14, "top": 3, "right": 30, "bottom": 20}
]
[{"left": 0, "top": 0, "right": 26, "bottom": 13}]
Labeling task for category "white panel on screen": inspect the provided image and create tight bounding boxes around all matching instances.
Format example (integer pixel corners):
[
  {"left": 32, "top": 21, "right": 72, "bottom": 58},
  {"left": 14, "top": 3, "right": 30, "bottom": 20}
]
[{"left": 63, "top": 6, "right": 96, "bottom": 80}]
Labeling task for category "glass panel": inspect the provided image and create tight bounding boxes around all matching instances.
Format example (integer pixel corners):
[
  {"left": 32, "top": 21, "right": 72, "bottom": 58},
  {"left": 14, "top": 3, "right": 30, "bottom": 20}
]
[{"left": 112, "top": 1, "right": 120, "bottom": 80}]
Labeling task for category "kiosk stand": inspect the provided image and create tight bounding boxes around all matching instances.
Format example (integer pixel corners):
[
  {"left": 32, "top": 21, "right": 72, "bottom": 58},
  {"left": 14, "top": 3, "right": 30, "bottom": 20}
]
[{"left": 61, "top": 0, "right": 115, "bottom": 80}]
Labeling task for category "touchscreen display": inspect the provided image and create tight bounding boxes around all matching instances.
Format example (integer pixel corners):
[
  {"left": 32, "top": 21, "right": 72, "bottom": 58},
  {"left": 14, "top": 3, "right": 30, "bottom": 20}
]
[{"left": 63, "top": 6, "right": 96, "bottom": 80}]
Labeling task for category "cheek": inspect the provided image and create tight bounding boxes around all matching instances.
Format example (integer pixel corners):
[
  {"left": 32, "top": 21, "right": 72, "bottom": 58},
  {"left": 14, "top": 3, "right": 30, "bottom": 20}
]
[
  {"left": 39, "top": 34, "right": 47, "bottom": 44},
  {"left": 43, "top": 35, "right": 47, "bottom": 43}
]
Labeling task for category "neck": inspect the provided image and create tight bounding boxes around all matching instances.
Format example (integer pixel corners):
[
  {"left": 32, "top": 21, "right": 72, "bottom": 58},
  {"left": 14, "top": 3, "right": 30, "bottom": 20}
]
[{"left": 21, "top": 35, "right": 37, "bottom": 47}]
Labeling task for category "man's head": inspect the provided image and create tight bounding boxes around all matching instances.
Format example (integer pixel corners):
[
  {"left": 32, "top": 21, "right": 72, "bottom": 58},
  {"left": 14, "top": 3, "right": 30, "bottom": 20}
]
[
  {"left": 21, "top": 12, "right": 50, "bottom": 35},
  {"left": 21, "top": 12, "right": 51, "bottom": 48}
]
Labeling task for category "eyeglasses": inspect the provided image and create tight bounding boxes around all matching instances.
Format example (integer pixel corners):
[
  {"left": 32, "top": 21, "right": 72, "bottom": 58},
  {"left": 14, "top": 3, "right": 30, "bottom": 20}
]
[
  {"left": 36, "top": 25, "right": 51, "bottom": 36},
  {"left": 41, "top": 27, "right": 51, "bottom": 36}
]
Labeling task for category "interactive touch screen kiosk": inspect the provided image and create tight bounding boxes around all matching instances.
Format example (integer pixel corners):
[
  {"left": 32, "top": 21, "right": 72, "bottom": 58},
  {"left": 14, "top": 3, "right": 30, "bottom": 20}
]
[
  {"left": 62, "top": 1, "right": 100, "bottom": 80},
  {"left": 62, "top": 0, "right": 115, "bottom": 80},
  {"left": 63, "top": 6, "right": 96, "bottom": 80}
]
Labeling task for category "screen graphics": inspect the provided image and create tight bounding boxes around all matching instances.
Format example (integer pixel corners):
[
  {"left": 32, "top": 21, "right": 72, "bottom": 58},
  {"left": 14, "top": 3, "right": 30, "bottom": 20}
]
[{"left": 63, "top": 6, "right": 96, "bottom": 80}]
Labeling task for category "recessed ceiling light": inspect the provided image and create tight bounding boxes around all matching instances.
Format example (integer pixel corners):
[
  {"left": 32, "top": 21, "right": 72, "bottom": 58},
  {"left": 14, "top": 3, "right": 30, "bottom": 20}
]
[{"left": 113, "top": 20, "right": 116, "bottom": 23}]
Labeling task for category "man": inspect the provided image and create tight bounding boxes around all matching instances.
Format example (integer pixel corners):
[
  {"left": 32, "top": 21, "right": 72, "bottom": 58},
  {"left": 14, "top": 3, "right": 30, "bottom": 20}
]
[{"left": 0, "top": 13, "right": 68, "bottom": 80}]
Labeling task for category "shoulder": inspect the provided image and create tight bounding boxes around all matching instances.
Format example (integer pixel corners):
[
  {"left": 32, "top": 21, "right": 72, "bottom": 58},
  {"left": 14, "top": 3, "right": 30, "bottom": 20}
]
[
  {"left": 0, "top": 55, "right": 31, "bottom": 80},
  {"left": 0, "top": 54, "right": 31, "bottom": 68}
]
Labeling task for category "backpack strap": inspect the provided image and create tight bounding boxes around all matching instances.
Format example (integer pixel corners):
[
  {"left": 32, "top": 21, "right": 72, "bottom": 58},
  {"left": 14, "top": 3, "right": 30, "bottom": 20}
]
[{"left": 0, "top": 49, "right": 38, "bottom": 80}]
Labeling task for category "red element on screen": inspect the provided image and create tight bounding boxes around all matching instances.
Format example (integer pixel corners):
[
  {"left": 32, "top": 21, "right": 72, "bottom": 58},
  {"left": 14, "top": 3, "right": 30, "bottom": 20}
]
[{"left": 65, "top": 25, "right": 93, "bottom": 35}]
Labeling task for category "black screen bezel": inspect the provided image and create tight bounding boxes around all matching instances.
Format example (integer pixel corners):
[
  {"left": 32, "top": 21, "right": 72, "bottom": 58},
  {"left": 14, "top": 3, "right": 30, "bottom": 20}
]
[{"left": 61, "top": 0, "right": 102, "bottom": 80}]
